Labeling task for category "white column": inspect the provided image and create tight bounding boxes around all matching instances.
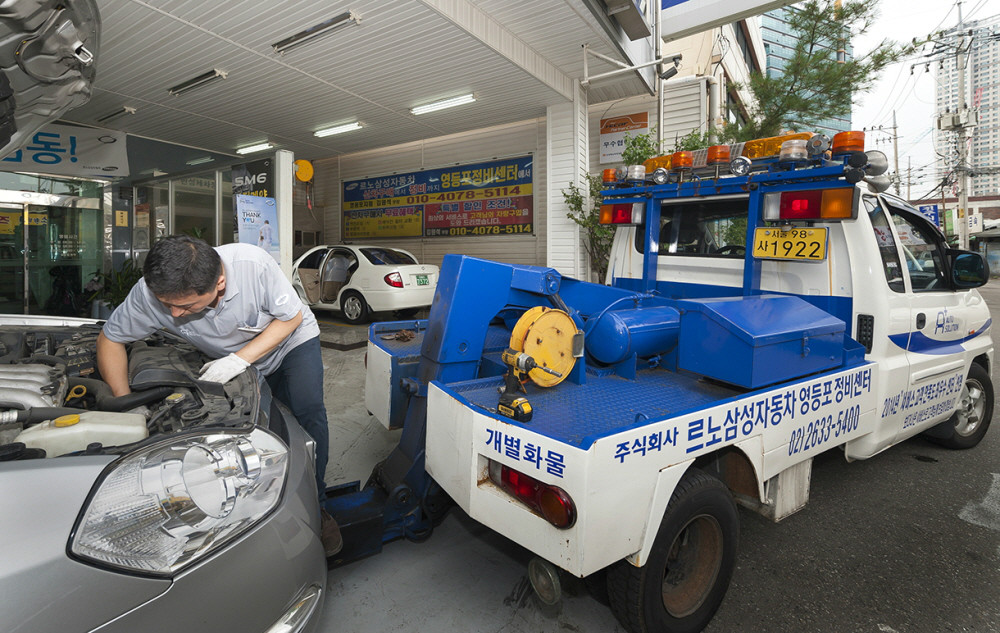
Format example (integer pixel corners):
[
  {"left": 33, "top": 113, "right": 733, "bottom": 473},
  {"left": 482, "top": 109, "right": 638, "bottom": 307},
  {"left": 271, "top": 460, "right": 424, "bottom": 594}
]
[
  {"left": 546, "top": 82, "right": 589, "bottom": 280},
  {"left": 274, "top": 149, "right": 295, "bottom": 278}
]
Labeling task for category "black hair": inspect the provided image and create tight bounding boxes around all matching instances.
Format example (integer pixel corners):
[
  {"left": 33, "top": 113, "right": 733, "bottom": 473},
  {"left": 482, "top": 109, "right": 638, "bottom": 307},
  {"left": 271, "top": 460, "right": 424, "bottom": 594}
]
[{"left": 143, "top": 235, "right": 222, "bottom": 298}]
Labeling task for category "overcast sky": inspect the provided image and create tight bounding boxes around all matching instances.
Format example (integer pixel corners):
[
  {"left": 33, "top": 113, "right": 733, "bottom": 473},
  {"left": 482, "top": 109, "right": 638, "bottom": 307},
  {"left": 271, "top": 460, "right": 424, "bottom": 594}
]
[{"left": 852, "top": 0, "right": 999, "bottom": 200}]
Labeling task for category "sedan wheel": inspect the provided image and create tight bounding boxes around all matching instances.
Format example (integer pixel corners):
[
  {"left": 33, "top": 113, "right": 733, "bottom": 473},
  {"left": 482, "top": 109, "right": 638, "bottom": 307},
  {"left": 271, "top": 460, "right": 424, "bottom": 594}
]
[{"left": 341, "top": 291, "right": 369, "bottom": 324}]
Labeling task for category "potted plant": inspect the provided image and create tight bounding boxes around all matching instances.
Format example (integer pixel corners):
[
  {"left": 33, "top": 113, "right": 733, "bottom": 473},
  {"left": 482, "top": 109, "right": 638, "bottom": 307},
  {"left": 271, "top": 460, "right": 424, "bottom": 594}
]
[{"left": 87, "top": 258, "right": 143, "bottom": 319}]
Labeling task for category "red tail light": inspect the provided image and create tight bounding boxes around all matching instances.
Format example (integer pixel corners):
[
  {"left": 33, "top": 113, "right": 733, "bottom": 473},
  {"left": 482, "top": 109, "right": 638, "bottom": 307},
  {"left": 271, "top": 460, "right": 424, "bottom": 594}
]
[
  {"left": 384, "top": 272, "right": 403, "bottom": 288},
  {"left": 780, "top": 190, "right": 823, "bottom": 219},
  {"left": 488, "top": 460, "right": 576, "bottom": 529},
  {"left": 763, "top": 188, "right": 855, "bottom": 221},
  {"left": 599, "top": 202, "right": 643, "bottom": 225}
]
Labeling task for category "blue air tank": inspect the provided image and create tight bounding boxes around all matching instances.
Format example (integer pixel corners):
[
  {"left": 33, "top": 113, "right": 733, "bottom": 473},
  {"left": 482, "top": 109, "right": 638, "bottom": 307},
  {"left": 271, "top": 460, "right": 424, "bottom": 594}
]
[{"left": 586, "top": 306, "right": 681, "bottom": 365}]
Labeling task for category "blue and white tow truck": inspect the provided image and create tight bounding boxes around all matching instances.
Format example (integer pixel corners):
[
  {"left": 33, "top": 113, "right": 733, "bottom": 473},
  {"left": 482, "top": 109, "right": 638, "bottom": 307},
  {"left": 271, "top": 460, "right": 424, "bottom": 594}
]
[{"left": 331, "top": 131, "right": 993, "bottom": 633}]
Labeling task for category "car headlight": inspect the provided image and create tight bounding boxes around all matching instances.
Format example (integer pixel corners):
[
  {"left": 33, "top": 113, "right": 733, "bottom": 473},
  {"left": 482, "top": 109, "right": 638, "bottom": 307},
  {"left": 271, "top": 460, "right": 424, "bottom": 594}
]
[{"left": 70, "top": 428, "right": 288, "bottom": 577}]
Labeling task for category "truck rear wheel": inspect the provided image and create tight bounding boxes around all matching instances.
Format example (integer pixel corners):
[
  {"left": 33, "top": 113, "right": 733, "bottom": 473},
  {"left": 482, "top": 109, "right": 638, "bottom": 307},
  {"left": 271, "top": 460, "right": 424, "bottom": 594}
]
[
  {"left": 929, "top": 363, "right": 994, "bottom": 450},
  {"left": 607, "top": 468, "right": 738, "bottom": 633}
]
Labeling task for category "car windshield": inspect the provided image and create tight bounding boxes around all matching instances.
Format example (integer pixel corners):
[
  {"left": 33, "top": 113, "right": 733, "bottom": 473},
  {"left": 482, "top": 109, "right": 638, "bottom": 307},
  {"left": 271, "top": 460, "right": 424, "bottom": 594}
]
[{"left": 360, "top": 248, "right": 417, "bottom": 265}]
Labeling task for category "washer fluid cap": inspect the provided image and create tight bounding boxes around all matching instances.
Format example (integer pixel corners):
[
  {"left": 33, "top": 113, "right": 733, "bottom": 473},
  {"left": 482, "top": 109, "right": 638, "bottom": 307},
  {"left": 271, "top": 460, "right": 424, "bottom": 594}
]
[{"left": 54, "top": 414, "right": 81, "bottom": 427}]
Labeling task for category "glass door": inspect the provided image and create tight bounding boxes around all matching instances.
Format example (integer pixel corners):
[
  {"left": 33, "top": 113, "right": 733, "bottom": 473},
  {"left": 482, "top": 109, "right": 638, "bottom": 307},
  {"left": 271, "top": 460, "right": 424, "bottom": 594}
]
[
  {"left": 25, "top": 204, "right": 103, "bottom": 316},
  {"left": 0, "top": 203, "right": 25, "bottom": 314}
]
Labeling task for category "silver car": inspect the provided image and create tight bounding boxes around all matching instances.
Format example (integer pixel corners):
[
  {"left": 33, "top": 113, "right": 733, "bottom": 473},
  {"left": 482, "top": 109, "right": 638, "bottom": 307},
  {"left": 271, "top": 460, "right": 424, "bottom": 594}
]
[{"left": 0, "top": 315, "right": 326, "bottom": 633}]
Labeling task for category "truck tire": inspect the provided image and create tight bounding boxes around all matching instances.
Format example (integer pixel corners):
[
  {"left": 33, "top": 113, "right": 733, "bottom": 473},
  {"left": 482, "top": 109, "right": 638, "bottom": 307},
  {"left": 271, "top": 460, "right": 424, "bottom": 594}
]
[
  {"left": 607, "top": 468, "right": 739, "bottom": 633},
  {"left": 928, "top": 363, "right": 993, "bottom": 450}
]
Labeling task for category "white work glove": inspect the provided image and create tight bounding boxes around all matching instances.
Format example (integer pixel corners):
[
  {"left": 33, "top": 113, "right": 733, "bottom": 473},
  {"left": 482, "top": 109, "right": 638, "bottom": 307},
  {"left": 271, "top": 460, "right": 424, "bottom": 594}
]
[{"left": 199, "top": 353, "right": 251, "bottom": 383}]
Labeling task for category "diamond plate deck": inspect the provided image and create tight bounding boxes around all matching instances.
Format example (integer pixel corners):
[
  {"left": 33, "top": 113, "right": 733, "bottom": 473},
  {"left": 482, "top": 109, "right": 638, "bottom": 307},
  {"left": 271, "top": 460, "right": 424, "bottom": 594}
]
[{"left": 446, "top": 368, "right": 740, "bottom": 449}]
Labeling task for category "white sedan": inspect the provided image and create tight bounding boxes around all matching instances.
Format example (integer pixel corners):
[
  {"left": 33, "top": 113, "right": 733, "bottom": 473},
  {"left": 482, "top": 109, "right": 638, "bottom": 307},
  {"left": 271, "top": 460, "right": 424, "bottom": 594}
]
[{"left": 292, "top": 245, "right": 438, "bottom": 324}]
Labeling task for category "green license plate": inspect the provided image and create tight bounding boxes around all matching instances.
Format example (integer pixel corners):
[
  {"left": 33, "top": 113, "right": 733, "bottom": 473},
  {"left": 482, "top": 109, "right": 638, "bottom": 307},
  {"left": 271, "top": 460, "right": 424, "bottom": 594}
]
[
  {"left": 752, "top": 227, "right": 828, "bottom": 261},
  {"left": 416, "top": 274, "right": 429, "bottom": 286}
]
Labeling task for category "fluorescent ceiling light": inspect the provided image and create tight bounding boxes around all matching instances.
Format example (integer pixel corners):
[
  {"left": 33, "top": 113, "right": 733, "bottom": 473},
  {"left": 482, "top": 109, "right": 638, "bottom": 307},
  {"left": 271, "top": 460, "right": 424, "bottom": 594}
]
[
  {"left": 186, "top": 156, "right": 214, "bottom": 166},
  {"left": 236, "top": 142, "right": 273, "bottom": 155},
  {"left": 168, "top": 69, "right": 228, "bottom": 96},
  {"left": 410, "top": 94, "right": 476, "bottom": 116},
  {"left": 97, "top": 106, "right": 136, "bottom": 123},
  {"left": 314, "top": 122, "right": 363, "bottom": 137},
  {"left": 272, "top": 11, "right": 361, "bottom": 54}
]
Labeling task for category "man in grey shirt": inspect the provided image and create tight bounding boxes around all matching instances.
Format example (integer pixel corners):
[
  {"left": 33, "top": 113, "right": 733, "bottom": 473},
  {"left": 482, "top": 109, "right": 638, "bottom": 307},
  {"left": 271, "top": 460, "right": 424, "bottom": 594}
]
[{"left": 96, "top": 235, "right": 341, "bottom": 556}]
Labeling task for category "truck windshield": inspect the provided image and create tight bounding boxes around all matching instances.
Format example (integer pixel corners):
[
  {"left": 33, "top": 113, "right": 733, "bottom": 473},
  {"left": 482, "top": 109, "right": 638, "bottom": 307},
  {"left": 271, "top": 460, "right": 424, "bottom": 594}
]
[{"left": 635, "top": 198, "right": 749, "bottom": 257}]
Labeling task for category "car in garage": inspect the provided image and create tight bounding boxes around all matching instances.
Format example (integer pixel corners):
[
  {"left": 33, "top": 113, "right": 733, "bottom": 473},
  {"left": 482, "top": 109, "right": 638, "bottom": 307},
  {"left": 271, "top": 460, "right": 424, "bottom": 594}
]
[
  {"left": 0, "top": 314, "right": 327, "bottom": 633},
  {"left": 292, "top": 245, "right": 438, "bottom": 324}
]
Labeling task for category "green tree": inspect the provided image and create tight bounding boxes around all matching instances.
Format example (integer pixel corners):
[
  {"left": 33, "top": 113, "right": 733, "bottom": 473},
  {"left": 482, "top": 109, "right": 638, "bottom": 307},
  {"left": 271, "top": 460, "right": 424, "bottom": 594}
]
[
  {"left": 562, "top": 173, "right": 615, "bottom": 282},
  {"left": 621, "top": 127, "right": 662, "bottom": 165},
  {"left": 732, "top": 0, "right": 911, "bottom": 140}
]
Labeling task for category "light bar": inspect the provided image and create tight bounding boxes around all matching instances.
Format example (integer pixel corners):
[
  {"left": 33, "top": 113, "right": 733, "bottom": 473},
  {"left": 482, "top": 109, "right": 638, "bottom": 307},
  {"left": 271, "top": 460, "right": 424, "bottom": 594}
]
[
  {"left": 185, "top": 156, "right": 214, "bottom": 166},
  {"left": 314, "top": 122, "right": 362, "bottom": 137},
  {"left": 272, "top": 11, "right": 361, "bottom": 54},
  {"left": 97, "top": 106, "right": 136, "bottom": 124},
  {"left": 236, "top": 142, "right": 273, "bottom": 155},
  {"left": 168, "top": 69, "right": 227, "bottom": 96},
  {"left": 410, "top": 94, "right": 475, "bottom": 115}
]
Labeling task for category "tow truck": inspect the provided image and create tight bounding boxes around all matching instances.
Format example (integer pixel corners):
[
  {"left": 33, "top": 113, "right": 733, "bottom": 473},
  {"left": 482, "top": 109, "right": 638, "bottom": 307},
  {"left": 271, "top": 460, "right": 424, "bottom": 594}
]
[{"left": 326, "top": 130, "right": 993, "bottom": 633}]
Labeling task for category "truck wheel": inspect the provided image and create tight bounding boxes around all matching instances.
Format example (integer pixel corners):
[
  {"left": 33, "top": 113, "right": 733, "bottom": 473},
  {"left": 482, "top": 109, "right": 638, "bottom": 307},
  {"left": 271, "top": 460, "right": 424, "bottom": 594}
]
[
  {"left": 607, "top": 468, "right": 738, "bottom": 633},
  {"left": 340, "top": 291, "right": 370, "bottom": 324},
  {"left": 929, "top": 363, "right": 993, "bottom": 450}
]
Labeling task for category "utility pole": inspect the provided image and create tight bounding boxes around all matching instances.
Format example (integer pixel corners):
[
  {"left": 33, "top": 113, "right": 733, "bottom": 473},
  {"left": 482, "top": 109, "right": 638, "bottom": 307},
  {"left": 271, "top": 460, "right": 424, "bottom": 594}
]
[
  {"left": 906, "top": 157, "right": 911, "bottom": 201},
  {"left": 891, "top": 111, "right": 900, "bottom": 195},
  {"left": 956, "top": 1, "right": 970, "bottom": 250},
  {"left": 932, "top": 0, "right": 978, "bottom": 248}
]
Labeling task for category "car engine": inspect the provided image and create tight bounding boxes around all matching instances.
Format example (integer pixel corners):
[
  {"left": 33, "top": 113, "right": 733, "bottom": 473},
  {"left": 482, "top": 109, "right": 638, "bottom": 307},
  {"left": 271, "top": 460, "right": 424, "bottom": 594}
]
[{"left": 0, "top": 323, "right": 265, "bottom": 460}]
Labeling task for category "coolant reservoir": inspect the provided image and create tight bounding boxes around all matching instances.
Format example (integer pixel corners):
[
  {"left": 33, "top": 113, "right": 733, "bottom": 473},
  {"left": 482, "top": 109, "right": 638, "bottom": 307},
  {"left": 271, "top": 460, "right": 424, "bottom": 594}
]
[{"left": 14, "top": 411, "right": 148, "bottom": 457}]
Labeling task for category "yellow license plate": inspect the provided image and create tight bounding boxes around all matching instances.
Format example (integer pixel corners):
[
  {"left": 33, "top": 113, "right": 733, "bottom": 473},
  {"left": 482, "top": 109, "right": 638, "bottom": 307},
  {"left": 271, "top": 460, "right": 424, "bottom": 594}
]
[{"left": 752, "top": 227, "right": 828, "bottom": 261}]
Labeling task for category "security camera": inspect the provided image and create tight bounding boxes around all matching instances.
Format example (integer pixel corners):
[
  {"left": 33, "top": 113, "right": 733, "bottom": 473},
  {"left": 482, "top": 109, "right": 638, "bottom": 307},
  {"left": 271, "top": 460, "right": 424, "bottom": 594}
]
[{"left": 659, "top": 55, "right": 682, "bottom": 80}]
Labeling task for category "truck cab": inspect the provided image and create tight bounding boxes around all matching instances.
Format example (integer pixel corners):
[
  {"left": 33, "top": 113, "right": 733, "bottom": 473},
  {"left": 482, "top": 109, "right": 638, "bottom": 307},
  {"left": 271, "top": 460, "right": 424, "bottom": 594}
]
[{"left": 605, "top": 179, "right": 992, "bottom": 457}]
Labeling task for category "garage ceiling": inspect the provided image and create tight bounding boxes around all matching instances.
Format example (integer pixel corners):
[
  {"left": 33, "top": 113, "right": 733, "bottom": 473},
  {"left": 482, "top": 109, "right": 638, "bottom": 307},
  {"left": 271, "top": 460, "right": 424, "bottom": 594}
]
[{"left": 62, "top": 0, "right": 654, "bottom": 162}]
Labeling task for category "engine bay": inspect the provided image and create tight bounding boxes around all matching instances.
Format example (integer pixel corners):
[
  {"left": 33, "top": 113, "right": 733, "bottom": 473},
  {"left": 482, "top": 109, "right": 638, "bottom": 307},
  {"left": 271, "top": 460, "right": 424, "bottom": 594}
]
[{"left": 0, "top": 324, "right": 263, "bottom": 460}]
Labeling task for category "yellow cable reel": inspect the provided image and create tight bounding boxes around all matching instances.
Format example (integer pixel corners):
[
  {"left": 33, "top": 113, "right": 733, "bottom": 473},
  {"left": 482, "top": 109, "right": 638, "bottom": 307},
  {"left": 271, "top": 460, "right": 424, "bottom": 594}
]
[{"left": 508, "top": 306, "right": 579, "bottom": 388}]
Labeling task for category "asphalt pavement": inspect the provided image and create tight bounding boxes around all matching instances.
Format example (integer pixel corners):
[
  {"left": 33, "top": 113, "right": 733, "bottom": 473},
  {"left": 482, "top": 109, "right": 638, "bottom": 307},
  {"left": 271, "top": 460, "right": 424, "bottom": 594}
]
[{"left": 312, "top": 285, "right": 1000, "bottom": 633}]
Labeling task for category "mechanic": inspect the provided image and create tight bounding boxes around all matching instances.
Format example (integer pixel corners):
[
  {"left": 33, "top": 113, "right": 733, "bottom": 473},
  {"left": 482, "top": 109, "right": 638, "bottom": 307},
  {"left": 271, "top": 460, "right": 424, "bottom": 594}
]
[{"left": 95, "top": 235, "right": 342, "bottom": 556}]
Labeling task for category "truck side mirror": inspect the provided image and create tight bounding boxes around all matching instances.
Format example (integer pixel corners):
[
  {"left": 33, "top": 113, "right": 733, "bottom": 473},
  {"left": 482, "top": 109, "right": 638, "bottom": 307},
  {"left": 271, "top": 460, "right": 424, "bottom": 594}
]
[{"left": 948, "top": 250, "right": 989, "bottom": 288}]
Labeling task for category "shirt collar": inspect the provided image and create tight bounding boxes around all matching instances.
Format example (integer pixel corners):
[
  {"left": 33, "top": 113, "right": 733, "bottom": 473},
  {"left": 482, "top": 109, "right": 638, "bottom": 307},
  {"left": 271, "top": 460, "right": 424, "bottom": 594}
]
[{"left": 218, "top": 258, "right": 239, "bottom": 304}]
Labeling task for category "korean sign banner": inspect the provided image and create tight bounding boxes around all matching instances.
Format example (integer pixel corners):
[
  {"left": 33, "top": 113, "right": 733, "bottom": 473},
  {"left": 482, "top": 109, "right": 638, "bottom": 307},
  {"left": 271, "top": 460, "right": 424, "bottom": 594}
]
[
  {"left": 600, "top": 112, "right": 648, "bottom": 164},
  {"left": 342, "top": 156, "right": 533, "bottom": 239},
  {"left": 1, "top": 122, "right": 128, "bottom": 178}
]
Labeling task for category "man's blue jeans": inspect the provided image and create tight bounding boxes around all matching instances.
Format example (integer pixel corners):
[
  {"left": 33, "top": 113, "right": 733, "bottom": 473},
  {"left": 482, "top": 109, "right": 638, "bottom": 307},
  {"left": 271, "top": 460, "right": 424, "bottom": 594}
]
[{"left": 266, "top": 336, "right": 329, "bottom": 499}]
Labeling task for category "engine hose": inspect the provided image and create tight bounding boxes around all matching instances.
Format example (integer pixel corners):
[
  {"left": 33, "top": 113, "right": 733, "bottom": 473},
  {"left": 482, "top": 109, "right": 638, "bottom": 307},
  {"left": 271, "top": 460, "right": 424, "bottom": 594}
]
[
  {"left": 0, "top": 407, "right": 87, "bottom": 425},
  {"left": 102, "top": 386, "right": 175, "bottom": 412},
  {"left": 67, "top": 377, "right": 114, "bottom": 405},
  {"left": 16, "top": 354, "right": 66, "bottom": 370}
]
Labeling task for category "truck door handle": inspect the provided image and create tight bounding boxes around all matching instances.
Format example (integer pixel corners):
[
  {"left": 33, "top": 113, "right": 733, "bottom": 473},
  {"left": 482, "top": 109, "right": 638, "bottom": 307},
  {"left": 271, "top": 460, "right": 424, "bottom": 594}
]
[{"left": 916, "top": 313, "right": 926, "bottom": 329}]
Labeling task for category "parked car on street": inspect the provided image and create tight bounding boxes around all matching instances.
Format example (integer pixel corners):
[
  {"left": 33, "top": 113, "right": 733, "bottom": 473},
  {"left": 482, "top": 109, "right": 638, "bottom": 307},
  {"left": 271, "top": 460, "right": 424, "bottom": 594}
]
[
  {"left": 292, "top": 245, "right": 438, "bottom": 324},
  {"left": 0, "top": 315, "right": 326, "bottom": 633}
]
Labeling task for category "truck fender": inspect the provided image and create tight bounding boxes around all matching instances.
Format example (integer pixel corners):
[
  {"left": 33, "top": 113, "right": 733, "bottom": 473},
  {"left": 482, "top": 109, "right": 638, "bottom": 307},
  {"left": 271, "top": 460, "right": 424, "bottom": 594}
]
[
  {"left": 626, "top": 460, "right": 693, "bottom": 568},
  {"left": 626, "top": 438, "right": 764, "bottom": 567}
]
